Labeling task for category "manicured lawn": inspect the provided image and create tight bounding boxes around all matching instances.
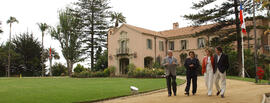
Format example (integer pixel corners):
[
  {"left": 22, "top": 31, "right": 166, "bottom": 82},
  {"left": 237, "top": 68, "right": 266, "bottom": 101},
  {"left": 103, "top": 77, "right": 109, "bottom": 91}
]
[
  {"left": 0, "top": 77, "right": 184, "bottom": 103},
  {"left": 227, "top": 76, "right": 270, "bottom": 84}
]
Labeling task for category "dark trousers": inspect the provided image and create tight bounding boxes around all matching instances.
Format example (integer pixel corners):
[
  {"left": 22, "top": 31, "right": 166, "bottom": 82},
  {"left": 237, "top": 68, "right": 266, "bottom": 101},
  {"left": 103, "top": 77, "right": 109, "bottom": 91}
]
[
  {"left": 185, "top": 73, "right": 197, "bottom": 94},
  {"left": 166, "top": 74, "right": 177, "bottom": 95}
]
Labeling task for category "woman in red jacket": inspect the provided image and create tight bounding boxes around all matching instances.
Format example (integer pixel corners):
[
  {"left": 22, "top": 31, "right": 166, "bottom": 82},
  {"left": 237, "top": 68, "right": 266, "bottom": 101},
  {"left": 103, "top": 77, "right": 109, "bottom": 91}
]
[{"left": 202, "top": 49, "right": 214, "bottom": 96}]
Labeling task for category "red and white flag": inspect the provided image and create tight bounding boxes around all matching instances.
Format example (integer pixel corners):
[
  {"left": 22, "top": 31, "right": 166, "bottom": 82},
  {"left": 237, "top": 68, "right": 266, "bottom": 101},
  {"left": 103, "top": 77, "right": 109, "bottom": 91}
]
[
  {"left": 239, "top": 2, "right": 247, "bottom": 34},
  {"left": 49, "top": 47, "right": 52, "bottom": 59}
]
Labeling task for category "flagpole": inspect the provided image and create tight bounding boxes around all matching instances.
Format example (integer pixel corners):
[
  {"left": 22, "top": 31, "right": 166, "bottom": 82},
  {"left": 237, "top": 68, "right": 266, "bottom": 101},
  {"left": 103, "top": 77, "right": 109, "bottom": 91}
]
[
  {"left": 241, "top": 32, "right": 245, "bottom": 78},
  {"left": 239, "top": 0, "right": 245, "bottom": 78}
]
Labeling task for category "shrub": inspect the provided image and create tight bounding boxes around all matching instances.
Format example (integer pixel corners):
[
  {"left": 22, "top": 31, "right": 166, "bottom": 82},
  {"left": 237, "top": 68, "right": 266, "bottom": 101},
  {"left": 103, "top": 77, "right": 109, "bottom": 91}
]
[
  {"left": 74, "top": 64, "right": 86, "bottom": 73},
  {"left": 176, "top": 66, "right": 186, "bottom": 75},
  {"left": 127, "top": 64, "right": 136, "bottom": 72},
  {"left": 153, "top": 62, "right": 162, "bottom": 69},
  {"left": 127, "top": 64, "right": 136, "bottom": 76},
  {"left": 72, "top": 68, "right": 111, "bottom": 78},
  {"left": 51, "top": 63, "right": 68, "bottom": 76},
  {"left": 92, "top": 71, "right": 106, "bottom": 77},
  {"left": 103, "top": 68, "right": 110, "bottom": 77},
  {"left": 128, "top": 67, "right": 164, "bottom": 78},
  {"left": 108, "top": 66, "right": 116, "bottom": 76},
  {"left": 153, "top": 68, "right": 165, "bottom": 75},
  {"left": 77, "top": 71, "right": 91, "bottom": 78},
  {"left": 263, "top": 65, "right": 270, "bottom": 80}
]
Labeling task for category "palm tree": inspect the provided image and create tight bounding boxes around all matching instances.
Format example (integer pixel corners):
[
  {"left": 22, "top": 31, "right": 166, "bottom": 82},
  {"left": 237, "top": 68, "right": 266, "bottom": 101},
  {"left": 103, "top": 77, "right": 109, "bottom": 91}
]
[
  {"left": 37, "top": 23, "right": 49, "bottom": 77},
  {"left": 6, "top": 16, "right": 19, "bottom": 77},
  {"left": 110, "top": 12, "right": 126, "bottom": 28},
  {"left": 44, "top": 47, "right": 60, "bottom": 76},
  {"left": 50, "top": 9, "right": 84, "bottom": 76}
]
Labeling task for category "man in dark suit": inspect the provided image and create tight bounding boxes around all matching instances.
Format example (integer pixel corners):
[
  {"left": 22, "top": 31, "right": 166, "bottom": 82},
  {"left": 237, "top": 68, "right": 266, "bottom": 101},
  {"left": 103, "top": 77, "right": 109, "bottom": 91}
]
[
  {"left": 214, "top": 46, "right": 229, "bottom": 98},
  {"left": 163, "top": 50, "right": 178, "bottom": 97},
  {"left": 184, "top": 51, "right": 200, "bottom": 96}
]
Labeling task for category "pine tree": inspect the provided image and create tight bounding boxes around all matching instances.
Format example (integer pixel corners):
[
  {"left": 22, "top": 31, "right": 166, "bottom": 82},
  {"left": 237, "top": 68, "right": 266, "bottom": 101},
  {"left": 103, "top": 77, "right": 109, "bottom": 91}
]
[
  {"left": 75, "top": 0, "right": 111, "bottom": 70},
  {"left": 184, "top": 0, "right": 260, "bottom": 74}
]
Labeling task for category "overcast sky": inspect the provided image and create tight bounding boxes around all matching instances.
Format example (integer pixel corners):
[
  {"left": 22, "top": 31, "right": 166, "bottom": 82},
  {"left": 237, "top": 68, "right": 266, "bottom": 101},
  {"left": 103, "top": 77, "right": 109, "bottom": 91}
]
[{"left": 0, "top": 0, "right": 220, "bottom": 69}]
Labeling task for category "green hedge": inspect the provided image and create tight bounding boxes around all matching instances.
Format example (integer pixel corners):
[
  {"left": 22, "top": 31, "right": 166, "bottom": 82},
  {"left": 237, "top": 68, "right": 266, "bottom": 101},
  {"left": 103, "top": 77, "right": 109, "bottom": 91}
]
[
  {"left": 72, "top": 66, "right": 115, "bottom": 78},
  {"left": 127, "top": 63, "right": 164, "bottom": 78}
]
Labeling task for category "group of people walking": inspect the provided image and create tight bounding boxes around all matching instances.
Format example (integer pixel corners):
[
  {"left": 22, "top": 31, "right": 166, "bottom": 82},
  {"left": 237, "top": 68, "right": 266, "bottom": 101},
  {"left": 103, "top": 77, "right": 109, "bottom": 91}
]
[{"left": 163, "top": 46, "right": 229, "bottom": 98}]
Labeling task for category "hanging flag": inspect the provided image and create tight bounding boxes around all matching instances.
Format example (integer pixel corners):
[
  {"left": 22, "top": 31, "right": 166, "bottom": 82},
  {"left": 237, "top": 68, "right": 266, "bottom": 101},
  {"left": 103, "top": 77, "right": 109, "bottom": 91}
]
[
  {"left": 49, "top": 47, "right": 52, "bottom": 59},
  {"left": 239, "top": 2, "right": 247, "bottom": 34}
]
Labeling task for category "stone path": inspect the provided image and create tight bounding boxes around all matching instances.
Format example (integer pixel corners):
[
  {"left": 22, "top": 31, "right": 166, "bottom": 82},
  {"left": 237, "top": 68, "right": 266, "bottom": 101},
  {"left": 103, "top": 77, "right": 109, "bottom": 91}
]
[{"left": 98, "top": 76, "right": 270, "bottom": 103}]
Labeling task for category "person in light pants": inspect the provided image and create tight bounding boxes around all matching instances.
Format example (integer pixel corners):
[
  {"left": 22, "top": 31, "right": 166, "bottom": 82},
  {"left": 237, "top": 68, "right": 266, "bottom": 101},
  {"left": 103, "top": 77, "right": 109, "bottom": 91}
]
[
  {"left": 213, "top": 47, "right": 229, "bottom": 98},
  {"left": 202, "top": 49, "right": 214, "bottom": 96}
]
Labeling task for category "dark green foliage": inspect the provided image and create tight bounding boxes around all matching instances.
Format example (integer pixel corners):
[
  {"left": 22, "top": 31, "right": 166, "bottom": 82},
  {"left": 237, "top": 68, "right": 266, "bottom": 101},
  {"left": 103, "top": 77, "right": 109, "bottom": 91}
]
[
  {"left": 127, "top": 63, "right": 136, "bottom": 76},
  {"left": 184, "top": 0, "right": 262, "bottom": 72},
  {"left": 51, "top": 63, "right": 68, "bottom": 76},
  {"left": 153, "top": 62, "right": 162, "bottom": 69},
  {"left": 93, "top": 49, "right": 108, "bottom": 71},
  {"left": 72, "top": 66, "right": 116, "bottom": 78},
  {"left": 108, "top": 66, "right": 116, "bottom": 76},
  {"left": 127, "top": 64, "right": 165, "bottom": 78},
  {"left": 127, "top": 68, "right": 165, "bottom": 78},
  {"left": 74, "top": 64, "right": 86, "bottom": 73},
  {"left": 72, "top": 70, "right": 107, "bottom": 78},
  {"left": 50, "top": 8, "right": 85, "bottom": 76},
  {"left": 176, "top": 66, "right": 186, "bottom": 76},
  {"left": 180, "top": 53, "right": 188, "bottom": 65},
  {"left": 110, "top": 12, "right": 126, "bottom": 27},
  {"left": 263, "top": 65, "right": 270, "bottom": 80},
  {"left": 224, "top": 47, "right": 270, "bottom": 78},
  {"left": 75, "top": 0, "right": 111, "bottom": 69},
  {"left": 12, "top": 33, "right": 43, "bottom": 76},
  {"left": 0, "top": 33, "right": 43, "bottom": 77}
]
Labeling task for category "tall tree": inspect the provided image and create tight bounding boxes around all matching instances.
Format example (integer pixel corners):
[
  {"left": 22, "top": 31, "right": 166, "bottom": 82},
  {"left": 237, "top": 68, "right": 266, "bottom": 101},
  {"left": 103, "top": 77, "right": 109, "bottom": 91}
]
[
  {"left": 6, "top": 16, "right": 19, "bottom": 77},
  {"left": 37, "top": 23, "right": 49, "bottom": 76},
  {"left": 183, "top": 0, "right": 260, "bottom": 75},
  {"left": 110, "top": 12, "right": 126, "bottom": 28},
  {"left": 255, "top": 0, "right": 270, "bottom": 34},
  {"left": 75, "top": 0, "right": 111, "bottom": 69},
  {"left": 50, "top": 8, "right": 85, "bottom": 76},
  {"left": 44, "top": 48, "right": 60, "bottom": 76},
  {"left": 12, "top": 32, "right": 43, "bottom": 76},
  {"left": 0, "top": 42, "right": 22, "bottom": 77}
]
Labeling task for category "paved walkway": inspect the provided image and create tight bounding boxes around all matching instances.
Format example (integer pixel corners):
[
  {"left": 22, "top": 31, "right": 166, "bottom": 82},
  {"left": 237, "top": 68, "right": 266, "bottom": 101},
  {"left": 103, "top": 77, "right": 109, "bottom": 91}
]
[{"left": 99, "top": 76, "right": 270, "bottom": 103}]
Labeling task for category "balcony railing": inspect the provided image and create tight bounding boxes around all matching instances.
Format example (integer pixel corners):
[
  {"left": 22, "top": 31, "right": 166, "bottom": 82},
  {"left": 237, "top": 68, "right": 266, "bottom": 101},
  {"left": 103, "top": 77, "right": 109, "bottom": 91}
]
[
  {"left": 117, "top": 47, "right": 129, "bottom": 56},
  {"left": 264, "top": 45, "right": 270, "bottom": 53}
]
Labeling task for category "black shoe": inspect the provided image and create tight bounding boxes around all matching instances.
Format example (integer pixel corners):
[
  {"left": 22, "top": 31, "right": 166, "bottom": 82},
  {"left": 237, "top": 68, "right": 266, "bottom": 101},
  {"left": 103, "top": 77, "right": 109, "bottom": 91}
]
[
  {"left": 168, "top": 94, "right": 171, "bottom": 97},
  {"left": 184, "top": 92, "right": 189, "bottom": 96},
  {"left": 174, "top": 94, "right": 176, "bottom": 96},
  {"left": 221, "top": 95, "right": 225, "bottom": 98},
  {"left": 216, "top": 90, "right": 221, "bottom": 96}
]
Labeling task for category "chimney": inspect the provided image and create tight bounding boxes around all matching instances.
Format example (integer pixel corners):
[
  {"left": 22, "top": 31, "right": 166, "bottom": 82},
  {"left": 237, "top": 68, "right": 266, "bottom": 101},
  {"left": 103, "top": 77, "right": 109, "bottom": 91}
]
[{"left": 173, "top": 22, "right": 179, "bottom": 30}]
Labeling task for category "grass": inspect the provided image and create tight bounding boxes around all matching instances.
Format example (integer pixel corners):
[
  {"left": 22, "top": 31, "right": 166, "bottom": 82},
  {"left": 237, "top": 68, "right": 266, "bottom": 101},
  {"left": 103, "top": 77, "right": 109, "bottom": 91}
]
[
  {"left": 227, "top": 76, "right": 270, "bottom": 84},
  {"left": 0, "top": 77, "right": 184, "bottom": 103}
]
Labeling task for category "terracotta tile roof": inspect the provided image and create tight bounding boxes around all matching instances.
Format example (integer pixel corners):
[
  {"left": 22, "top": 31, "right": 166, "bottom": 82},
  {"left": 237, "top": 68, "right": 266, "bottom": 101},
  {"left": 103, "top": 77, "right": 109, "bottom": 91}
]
[
  {"left": 123, "top": 24, "right": 163, "bottom": 37},
  {"left": 160, "top": 24, "right": 216, "bottom": 37},
  {"left": 122, "top": 20, "right": 263, "bottom": 38}
]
